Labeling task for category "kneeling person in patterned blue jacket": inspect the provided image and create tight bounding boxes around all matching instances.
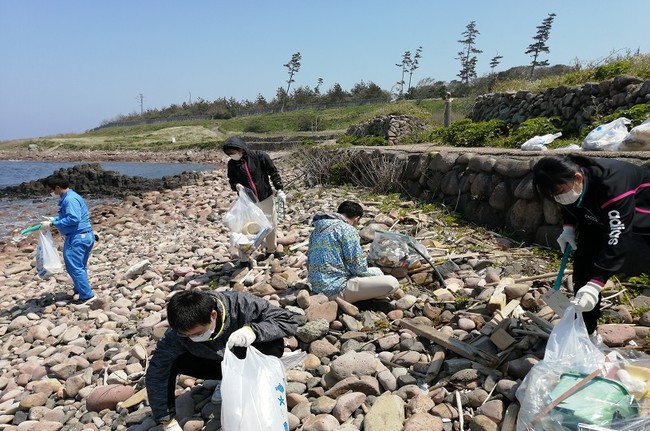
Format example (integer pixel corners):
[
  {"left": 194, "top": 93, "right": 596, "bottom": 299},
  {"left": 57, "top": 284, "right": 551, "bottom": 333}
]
[
  {"left": 307, "top": 200, "right": 399, "bottom": 303},
  {"left": 145, "top": 290, "right": 298, "bottom": 430}
]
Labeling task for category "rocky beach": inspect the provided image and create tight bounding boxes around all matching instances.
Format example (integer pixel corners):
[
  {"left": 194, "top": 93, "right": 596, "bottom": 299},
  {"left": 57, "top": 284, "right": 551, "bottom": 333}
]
[{"left": 1, "top": 151, "right": 649, "bottom": 431}]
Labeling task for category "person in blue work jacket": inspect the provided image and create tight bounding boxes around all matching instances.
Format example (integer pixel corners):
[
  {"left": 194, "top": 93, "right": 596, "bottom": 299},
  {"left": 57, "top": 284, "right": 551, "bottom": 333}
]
[{"left": 40, "top": 175, "right": 95, "bottom": 303}]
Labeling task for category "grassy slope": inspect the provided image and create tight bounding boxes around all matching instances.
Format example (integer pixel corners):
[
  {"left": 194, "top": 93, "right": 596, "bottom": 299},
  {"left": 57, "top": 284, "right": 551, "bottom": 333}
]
[{"left": 0, "top": 99, "right": 474, "bottom": 152}]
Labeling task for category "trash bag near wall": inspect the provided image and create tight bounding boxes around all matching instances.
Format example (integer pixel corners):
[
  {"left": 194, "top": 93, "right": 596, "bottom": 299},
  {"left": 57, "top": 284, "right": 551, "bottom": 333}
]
[
  {"left": 619, "top": 117, "right": 650, "bottom": 151},
  {"left": 582, "top": 118, "right": 631, "bottom": 151}
]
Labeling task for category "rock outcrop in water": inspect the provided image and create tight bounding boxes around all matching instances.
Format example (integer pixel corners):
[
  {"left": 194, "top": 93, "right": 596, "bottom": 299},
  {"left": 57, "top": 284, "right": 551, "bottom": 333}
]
[{"left": 0, "top": 163, "right": 206, "bottom": 199}]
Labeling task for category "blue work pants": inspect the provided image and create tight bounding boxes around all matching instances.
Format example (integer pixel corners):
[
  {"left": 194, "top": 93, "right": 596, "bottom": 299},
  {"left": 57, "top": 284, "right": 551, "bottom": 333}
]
[{"left": 63, "top": 232, "right": 95, "bottom": 299}]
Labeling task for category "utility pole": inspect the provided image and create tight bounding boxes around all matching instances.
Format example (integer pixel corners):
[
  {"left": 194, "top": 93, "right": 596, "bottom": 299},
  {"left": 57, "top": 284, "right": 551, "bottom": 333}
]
[
  {"left": 136, "top": 93, "right": 145, "bottom": 115},
  {"left": 189, "top": 91, "right": 192, "bottom": 104}
]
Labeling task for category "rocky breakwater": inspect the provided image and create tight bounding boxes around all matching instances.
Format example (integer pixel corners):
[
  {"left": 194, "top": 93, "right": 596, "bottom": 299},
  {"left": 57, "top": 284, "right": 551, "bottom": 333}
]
[
  {"left": 0, "top": 169, "right": 649, "bottom": 430},
  {"left": 0, "top": 163, "right": 205, "bottom": 199}
]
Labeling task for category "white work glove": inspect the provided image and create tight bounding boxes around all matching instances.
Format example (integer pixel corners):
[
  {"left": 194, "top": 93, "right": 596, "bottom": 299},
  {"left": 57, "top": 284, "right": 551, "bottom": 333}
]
[
  {"left": 227, "top": 326, "right": 256, "bottom": 348},
  {"left": 162, "top": 419, "right": 182, "bottom": 431},
  {"left": 40, "top": 218, "right": 53, "bottom": 230},
  {"left": 556, "top": 225, "right": 577, "bottom": 253},
  {"left": 235, "top": 183, "right": 244, "bottom": 192},
  {"left": 571, "top": 282, "right": 601, "bottom": 312},
  {"left": 276, "top": 190, "right": 287, "bottom": 205}
]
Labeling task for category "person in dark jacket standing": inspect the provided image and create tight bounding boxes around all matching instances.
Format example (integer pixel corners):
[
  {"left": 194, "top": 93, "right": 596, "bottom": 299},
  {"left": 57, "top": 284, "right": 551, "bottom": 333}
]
[
  {"left": 533, "top": 155, "right": 650, "bottom": 334},
  {"left": 145, "top": 289, "right": 297, "bottom": 430},
  {"left": 40, "top": 175, "right": 95, "bottom": 304},
  {"left": 222, "top": 137, "right": 286, "bottom": 259}
]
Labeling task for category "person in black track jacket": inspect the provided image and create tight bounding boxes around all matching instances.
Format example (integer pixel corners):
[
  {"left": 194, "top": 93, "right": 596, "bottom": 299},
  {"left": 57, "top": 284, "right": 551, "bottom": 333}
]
[
  {"left": 533, "top": 155, "right": 650, "bottom": 334},
  {"left": 145, "top": 289, "right": 297, "bottom": 429}
]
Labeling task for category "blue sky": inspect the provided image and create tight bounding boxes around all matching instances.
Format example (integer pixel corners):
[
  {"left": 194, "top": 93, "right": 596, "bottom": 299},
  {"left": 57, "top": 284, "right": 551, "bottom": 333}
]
[{"left": 1, "top": 0, "right": 649, "bottom": 141}]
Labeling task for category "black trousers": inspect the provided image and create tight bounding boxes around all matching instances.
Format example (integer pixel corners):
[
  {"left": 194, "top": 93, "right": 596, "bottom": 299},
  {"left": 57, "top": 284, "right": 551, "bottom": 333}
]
[
  {"left": 167, "top": 339, "right": 284, "bottom": 412},
  {"left": 574, "top": 226, "right": 650, "bottom": 334}
]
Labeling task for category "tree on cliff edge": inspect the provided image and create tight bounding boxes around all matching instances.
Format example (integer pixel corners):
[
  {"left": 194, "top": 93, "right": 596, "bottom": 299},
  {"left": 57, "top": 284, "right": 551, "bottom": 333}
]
[
  {"left": 281, "top": 52, "right": 302, "bottom": 112},
  {"left": 456, "top": 21, "right": 482, "bottom": 84},
  {"left": 526, "top": 13, "right": 557, "bottom": 79}
]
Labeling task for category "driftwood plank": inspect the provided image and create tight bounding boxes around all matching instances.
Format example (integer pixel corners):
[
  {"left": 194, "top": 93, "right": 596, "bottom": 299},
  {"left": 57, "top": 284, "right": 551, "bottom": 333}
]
[{"left": 401, "top": 319, "right": 499, "bottom": 367}]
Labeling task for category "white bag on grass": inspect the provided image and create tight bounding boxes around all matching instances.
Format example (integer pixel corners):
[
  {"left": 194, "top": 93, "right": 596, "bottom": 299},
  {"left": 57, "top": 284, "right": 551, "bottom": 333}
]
[
  {"left": 582, "top": 117, "right": 631, "bottom": 151},
  {"left": 220, "top": 346, "right": 289, "bottom": 431},
  {"left": 520, "top": 132, "right": 562, "bottom": 151},
  {"left": 35, "top": 229, "right": 63, "bottom": 279}
]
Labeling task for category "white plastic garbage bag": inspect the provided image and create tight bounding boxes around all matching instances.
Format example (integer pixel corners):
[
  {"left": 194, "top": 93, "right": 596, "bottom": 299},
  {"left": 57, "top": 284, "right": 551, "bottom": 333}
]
[
  {"left": 582, "top": 117, "right": 631, "bottom": 151},
  {"left": 220, "top": 346, "right": 289, "bottom": 431},
  {"left": 520, "top": 132, "right": 562, "bottom": 151},
  {"left": 222, "top": 187, "right": 272, "bottom": 254},
  {"left": 35, "top": 229, "right": 63, "bottom": 278},
  {"left": 619, "top": 117, "right": 650, "bottom": 151}
]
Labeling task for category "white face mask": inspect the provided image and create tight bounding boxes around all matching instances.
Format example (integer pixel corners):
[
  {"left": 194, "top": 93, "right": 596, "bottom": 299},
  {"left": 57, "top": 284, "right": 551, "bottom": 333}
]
[
  {"left": 554, "top": 185, "right": 582, "bottom": 205},
  {"left": 229, "top": 153, "right": 242, "bottom": 161},
  {"left": 188, "top": 319, "right": 215, "bottom": 342},
  {"left": 51, "top": 192, "right": 58, "bottom": 198}
]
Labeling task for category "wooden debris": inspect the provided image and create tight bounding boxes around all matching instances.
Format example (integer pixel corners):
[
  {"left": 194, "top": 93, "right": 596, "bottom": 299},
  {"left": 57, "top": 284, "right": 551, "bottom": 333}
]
[
  {"left": 481, "top": 299, "right": 521, "bottom": 336},
  {"left": 490, "top": 327, "right": 516, "bottom": 350}
]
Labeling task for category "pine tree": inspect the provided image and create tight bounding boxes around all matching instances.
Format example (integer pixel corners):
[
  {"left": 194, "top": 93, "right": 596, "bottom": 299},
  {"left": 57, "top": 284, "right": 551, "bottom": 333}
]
[
  {"left": 489, "top": 52, "right": 503, "bottom": 74},
  {"left": 525, "top": 13, "right": 557, "bottom": 79},
  {"left": 407, "top": 46, "right": 423, "bottom": 93},
  {"left": 395, "top": 50, "right": 412, "bottom": 97},
  {"left": 281, "top": 52, "right": 302, "bottom": 112},
  {"left": 456, "top": 21, "right": 483, "bottom": 84}
]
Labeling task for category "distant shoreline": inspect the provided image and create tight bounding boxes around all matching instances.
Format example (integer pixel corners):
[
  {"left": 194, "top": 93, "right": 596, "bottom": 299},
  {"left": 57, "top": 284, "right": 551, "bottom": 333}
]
[{"left": 0, "top": 148, "right": 222, "bottom": 164}]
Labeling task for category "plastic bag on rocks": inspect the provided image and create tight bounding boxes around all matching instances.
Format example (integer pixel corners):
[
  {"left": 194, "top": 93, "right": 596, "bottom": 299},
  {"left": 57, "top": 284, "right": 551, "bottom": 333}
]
[
  {"left": 368, "top": 230, "right": 429, "bottom": 268},
  {"left": 520, "top": 132, "right": 563, "bottom": 151},
  {"left": 220, "top": 345, "right": 289, "bottom": 431},
  {"left": 222, "top": 187, "right": 272, "bottom": 253},
  {"left": 36, "top": 228, "right": 63, "bottom": 278},
  {"left": 619, "top": 117, "right": 650, "bottom": 151},
  {"left": 582, "top": 118, "right": 631, "bottom": 151},
  {"left": 515, "top": 307, "right": 649, "bottom": 431}
]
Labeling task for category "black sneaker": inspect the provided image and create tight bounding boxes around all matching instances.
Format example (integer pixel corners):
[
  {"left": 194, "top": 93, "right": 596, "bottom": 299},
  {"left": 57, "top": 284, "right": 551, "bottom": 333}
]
[{"left": 71, "top": 296, "right": 96, "bottom": 306}]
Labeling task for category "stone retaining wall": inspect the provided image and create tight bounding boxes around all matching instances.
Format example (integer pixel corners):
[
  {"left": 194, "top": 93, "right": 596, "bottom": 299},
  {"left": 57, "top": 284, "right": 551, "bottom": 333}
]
[
  {"left": 346, "top": 148, "right": 650, "bottom": 271},
  {"left": 470, "top": 75, "right": 650, "bottom": 132}
]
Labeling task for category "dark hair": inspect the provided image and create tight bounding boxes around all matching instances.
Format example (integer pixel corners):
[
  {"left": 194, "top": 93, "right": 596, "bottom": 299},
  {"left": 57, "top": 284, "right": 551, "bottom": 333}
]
[
  {"left": 167, "top": 290, "right": 216, "bottom": 332},
  {"left": 532, "top": 155, "right": 594, "bottom": 198},
  {"left": 45, "top": 175, "right": 70, "bottom": 190},
  {"left": 337, "top": 201, "right": 363, "bottom": 218}
]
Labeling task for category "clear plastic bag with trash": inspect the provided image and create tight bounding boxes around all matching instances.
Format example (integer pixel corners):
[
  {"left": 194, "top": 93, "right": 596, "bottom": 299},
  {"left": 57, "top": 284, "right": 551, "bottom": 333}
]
[
  {"left": 619, "top": 117, "right": 650, "bottom": 151},
  {"left": 520, "top": 132, "right": 563, "bottom": 151},
  {"left": 368, "top": 230, "right": 430, "bottom": 268},
  {"left": 582, "top": 118, "right": 631, "bottom": 151},
  {"left": 35, "top": 228, "right": 63, "bottom": 278},
  {"left": 222, "top": 187, "right": 273, "bottom": 254},
  {"left": 515, "top": 306, "right": 649, "bottom": 431}
]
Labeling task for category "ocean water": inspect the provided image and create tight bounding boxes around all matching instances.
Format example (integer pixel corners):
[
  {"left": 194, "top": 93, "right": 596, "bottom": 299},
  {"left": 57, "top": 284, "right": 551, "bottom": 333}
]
[{"left": 0, "top": 160, "right": 215, "bottom": 241}]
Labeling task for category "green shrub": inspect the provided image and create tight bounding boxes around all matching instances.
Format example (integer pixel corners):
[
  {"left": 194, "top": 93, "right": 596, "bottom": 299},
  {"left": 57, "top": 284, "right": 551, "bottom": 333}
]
[
  {"left": 497, "top": 117, "right": 562, "bottom": 148},
  {"left": 593, "top": 60, "right": 633, "bottom": 80},
  {"left": 329, "top": 161, "right": 349, "bottom": 184},
  {"left": 438, "top": 118, "right": 508, "bottom": 147},
  {"left": 597, "top": 104, "right": 650, "bottom": 128},
  {"left": 242, "top": 118, "right": 269, "bottom": 133}
]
